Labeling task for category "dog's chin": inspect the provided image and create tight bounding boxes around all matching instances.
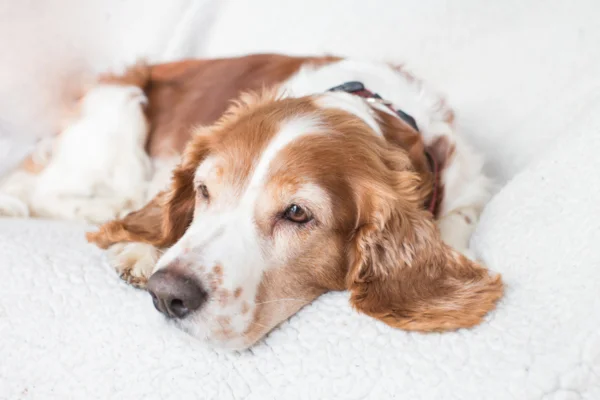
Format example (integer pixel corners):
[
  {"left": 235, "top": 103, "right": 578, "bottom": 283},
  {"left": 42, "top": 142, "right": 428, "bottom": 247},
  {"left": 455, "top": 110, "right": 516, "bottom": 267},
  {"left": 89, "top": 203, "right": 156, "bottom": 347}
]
[{"left": 171, "top": 317, "right": 256, "bottom": 351}]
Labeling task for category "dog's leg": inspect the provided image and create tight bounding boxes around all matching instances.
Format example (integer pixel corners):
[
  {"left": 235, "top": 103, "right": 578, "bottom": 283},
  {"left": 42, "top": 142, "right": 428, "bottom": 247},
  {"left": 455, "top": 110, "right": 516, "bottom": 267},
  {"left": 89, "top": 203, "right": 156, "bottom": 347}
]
[
  {"left": 422, "top": 122, "right": 494, "bottom": 259},
  {"left": 28, "top": 83, "right": 152, "bottom": 224},
  {"left": 95, "top": 157, "right": 180, "bottom": 287},
  {"left": 107, "top": 242, "right": 160, "bottom": 288},
  {"left": 436, "top": 207, "right": 481, "bottom": 259},
  {"left": 87, "top": 190, "right": 171, "bottom": 288}
]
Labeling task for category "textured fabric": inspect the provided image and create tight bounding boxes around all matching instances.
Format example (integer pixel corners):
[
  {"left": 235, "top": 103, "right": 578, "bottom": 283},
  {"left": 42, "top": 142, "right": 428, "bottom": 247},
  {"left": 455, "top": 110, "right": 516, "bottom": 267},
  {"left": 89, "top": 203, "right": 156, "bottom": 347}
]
[
  {"left": 2, "top": 130, "right": 600, "bottom": 398},
  {"left": 1, "top": 0, "right": 600, "bottom": 398}
]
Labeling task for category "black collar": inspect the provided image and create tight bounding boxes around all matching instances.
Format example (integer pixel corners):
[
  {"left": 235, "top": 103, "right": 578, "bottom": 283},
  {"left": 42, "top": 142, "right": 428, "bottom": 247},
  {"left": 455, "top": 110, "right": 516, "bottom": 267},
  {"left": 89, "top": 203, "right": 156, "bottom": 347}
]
[
  {"left": 327, "top": 81, "right": 440, "bottom": 216},
  {"left": 327, "top": 81, "right": 419, "bottom": 132}
]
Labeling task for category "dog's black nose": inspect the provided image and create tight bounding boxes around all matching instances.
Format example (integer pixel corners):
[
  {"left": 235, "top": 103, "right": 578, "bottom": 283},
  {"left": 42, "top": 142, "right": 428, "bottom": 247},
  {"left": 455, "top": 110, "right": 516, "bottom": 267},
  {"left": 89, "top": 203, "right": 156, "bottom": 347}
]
[{"left": 146, "top": 269, "right": 207, "bottom": 318}]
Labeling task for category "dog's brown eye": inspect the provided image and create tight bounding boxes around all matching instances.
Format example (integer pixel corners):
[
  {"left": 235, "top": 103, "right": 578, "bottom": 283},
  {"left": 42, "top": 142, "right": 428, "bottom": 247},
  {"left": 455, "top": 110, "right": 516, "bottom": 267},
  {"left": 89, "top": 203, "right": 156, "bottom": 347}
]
[
  {"left": 283, "top": 204, "right": 311, "bottom": 223},
  {"left": 197, "top": 183, "right": 209, "bottom": 199}
]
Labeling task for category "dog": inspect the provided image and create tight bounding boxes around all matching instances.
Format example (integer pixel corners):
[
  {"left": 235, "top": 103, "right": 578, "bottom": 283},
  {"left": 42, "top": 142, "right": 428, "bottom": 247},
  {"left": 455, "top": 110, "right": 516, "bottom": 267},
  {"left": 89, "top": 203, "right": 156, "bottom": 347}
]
[{"left": 0, "top": 54, "right": 503, "bottom": 349}]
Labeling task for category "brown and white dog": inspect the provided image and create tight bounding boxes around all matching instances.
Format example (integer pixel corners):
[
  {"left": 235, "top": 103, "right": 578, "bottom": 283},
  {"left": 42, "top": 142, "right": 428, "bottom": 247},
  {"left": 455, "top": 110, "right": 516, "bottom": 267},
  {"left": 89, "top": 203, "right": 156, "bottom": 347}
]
[{"left": 0, "top": 54, "right": 503, "bottom": 349}]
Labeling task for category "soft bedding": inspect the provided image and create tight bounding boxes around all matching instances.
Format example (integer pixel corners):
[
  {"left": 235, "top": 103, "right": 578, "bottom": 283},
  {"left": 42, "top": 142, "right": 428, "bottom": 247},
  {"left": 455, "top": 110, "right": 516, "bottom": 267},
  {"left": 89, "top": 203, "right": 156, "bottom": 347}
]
[{"left": 1, "top": 0, "right": 600, "bottom": 398}]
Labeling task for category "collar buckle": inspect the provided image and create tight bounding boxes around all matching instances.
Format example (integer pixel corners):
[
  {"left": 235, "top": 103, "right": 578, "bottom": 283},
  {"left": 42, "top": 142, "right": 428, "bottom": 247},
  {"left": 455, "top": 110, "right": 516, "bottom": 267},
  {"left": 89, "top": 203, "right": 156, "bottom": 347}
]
[{"left": 364, "top": 96, "right": 393, "bottom": 107}]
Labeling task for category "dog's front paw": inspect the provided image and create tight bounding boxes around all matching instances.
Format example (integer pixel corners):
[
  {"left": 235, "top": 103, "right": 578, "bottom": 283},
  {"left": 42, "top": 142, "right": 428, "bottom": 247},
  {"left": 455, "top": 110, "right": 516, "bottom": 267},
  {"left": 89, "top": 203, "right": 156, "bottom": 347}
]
[{"left": 107, "top": 242, "right": 159, "bottom": 288}]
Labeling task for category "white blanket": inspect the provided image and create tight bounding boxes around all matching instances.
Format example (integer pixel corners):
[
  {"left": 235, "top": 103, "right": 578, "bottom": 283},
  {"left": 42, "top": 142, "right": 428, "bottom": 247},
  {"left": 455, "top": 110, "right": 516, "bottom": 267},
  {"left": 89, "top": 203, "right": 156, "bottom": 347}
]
[
  {"left": 2, "top": 0, "right": 600, "bottom": 398},
  {"left": 1, "top": 132, "right": 600, "bottom": 399}
]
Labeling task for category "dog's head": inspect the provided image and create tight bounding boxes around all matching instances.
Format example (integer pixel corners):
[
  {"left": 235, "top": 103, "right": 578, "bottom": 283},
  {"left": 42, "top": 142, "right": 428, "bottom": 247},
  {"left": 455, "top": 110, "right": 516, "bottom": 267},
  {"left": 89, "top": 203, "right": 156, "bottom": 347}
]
[{"left": 92, "top": 89, "right": 502, "bottom": 349}]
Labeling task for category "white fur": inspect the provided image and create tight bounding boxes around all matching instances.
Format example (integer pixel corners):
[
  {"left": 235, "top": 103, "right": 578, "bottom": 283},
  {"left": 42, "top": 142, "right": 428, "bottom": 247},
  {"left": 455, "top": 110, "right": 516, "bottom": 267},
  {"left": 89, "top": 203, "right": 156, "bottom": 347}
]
[
  {"left": 313, "top": 92, "right": 383, "bottom": 135},
  {"left": 146, "top": 156, "right": 181, "bottom": 201},
  {"left": 250, "top": 118, "right": 322, "bottom": 186},
  {"left": 108, "top": 242, "right": 159, "bottom": 285},
  {"left": 0, "top": 170, "right": 37, "bottom": 217},
  {"left": 282, "top": 59, "right": 451, "bottom": 133},
  {"left": 0, "top": 84, "right": 152, "bottom": 223},
  {"left": 0, "top": 193, "right": 29, "bottom": 217}
]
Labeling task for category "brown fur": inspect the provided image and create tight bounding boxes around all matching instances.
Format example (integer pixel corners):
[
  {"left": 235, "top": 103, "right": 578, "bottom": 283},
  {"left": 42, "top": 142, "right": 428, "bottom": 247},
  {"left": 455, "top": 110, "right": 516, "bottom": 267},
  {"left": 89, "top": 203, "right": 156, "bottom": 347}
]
[
  {"left": 117, "top": 54, "right": 339, "bottom": 157},
  {"left": 21, "top": 54, "right": 339, "bottom": 177},
  {"left": 347, "top": 185, "right": 503, "bottom": 331},
  {"left": 264, "top": 104, "right": 502, "bottom": 332},
  {"left": 87, "top": 91, "right": 319, "bottom": 249},
  {"left": 374, "top": 109, "right": 436, "bottom": 211},
  {"left": 86, "top": 194, "right": 165, "bottom": 248},
  {"left": 87, "top": 68, "right": 503, "bottom": 340}
]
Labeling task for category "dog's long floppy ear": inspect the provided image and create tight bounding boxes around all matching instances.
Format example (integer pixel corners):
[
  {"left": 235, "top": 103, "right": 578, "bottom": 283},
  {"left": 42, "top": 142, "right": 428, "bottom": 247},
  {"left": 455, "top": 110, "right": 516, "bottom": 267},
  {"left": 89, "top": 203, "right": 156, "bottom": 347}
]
[
  {"left": 347, "top": 167, "right": 503, "bottom": 332},
  {"left": 87, "top": 133, "right": 211, "bottom": 249}
]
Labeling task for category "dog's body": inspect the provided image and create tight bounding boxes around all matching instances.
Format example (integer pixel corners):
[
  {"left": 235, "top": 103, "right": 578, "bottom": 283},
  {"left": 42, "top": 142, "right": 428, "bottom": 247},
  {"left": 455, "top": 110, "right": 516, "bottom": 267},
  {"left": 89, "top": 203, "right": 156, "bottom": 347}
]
[{"left": 0, "top": 54, "right": 501, "bottom": 349}]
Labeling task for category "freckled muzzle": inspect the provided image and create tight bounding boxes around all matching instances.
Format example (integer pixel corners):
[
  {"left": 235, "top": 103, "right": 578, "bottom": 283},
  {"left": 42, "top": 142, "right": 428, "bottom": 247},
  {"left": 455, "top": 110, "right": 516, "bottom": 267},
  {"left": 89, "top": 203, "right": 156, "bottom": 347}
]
[{"left": 146, "top": 269, "right": 208, "bottom": 319}]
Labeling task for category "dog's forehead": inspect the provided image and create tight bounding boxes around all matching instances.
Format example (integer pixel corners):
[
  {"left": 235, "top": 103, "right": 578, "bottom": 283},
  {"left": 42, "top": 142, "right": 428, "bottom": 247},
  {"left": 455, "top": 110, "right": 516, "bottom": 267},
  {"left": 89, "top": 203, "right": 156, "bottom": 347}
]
[
  {"left": 193, "top": 93, "right": 383, "bottom": 206},
  {"left": 202, "top": 110, "right": 326, "bottom": 192}
]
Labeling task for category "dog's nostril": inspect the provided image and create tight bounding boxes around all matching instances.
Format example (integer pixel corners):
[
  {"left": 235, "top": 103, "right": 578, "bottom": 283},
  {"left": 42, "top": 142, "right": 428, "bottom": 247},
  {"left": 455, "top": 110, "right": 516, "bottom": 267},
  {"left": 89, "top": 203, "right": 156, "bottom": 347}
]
[
  {"left": 147, "top": 269, "right": 207, "bottom": 319},
  {"left": 169, "top": 299, "right": 189, "bottom": 318}
]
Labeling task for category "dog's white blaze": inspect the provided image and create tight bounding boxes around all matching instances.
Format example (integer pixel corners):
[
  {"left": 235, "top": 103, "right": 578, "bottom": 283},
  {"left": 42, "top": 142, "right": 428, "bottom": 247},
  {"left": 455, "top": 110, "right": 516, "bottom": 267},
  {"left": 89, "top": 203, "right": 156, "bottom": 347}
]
[
  {"left": 156, "top": 116, "right": 323, "bottom": 268},
  {"left": 247, "top": 117, "right": 322, "bottom": 190}
]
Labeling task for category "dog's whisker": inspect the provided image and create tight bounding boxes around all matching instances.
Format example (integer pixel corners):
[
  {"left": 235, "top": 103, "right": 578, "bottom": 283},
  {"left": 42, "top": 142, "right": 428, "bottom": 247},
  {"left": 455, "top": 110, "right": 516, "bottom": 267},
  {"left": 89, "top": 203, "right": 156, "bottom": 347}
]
[
  {"left": 253, "top": 298, "right": 309, "bottom": 306},
  {"left": 247, "top": 320, "right": 270, "bottom": 329}
]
